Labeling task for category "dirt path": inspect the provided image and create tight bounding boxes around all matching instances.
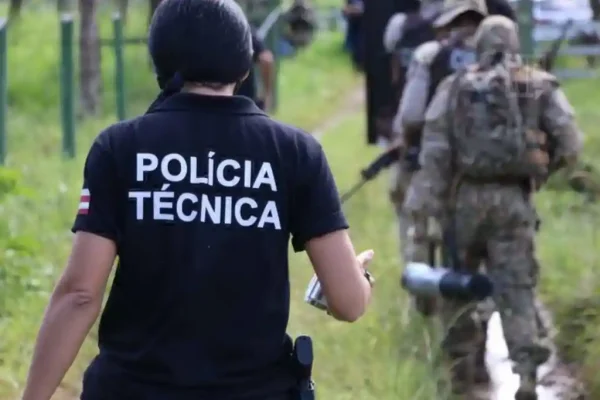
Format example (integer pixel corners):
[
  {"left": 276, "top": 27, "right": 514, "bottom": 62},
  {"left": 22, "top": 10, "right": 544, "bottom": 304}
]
[
  {"left": 482, "top": 302, "right": 586, "bottom": 400},
  {"left": 311, "top": 86, "right": 364, "bottom": 140}
]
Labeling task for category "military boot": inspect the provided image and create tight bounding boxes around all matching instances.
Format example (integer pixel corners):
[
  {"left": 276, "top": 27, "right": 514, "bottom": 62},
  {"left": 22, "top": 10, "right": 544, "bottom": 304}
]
[
  {"left": 473, "top": 340, "right": 490, "bottom": 384},
  {"left": 515, "top": 370, "right": 537, "bottom": 400},
  {"left": 447, "top": 352, "right": 479, "bottom": 395}
]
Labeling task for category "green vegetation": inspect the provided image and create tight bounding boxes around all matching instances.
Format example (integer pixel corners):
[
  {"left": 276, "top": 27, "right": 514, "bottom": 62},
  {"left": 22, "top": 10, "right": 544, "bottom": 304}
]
[{"left": 1, "top": 5, "right": 600, "bottom": 400}]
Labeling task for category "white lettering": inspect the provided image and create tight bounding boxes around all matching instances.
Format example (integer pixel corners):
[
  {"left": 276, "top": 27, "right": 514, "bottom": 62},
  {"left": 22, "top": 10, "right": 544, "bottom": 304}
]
[
  {"left": 253, "top": 162, "right": 277, "bottom": 191},
  {"left": 234, "top": 197, "right": 258, "bottom": 226},
  {"left": 216, "top": 159, "right": 241, "bottom": 187},
  {"left": 224, "top": 196, "right": 233, "bottom": 224},
  {"left": 176, "top": 193, "right": 198, "bottom": 222},
  {"left": 129, "top": 152, "right": 282, "bottom": 229},
  {"left": 200, "top": 194, "right": 220, "bottom": 223},
  {"left": 190, "top": 156, "right": 208, "bottom": 184},
  {"left": 153, "top": 186, "right": 174, "bottom": 220},
  {"left": 244, "top": 160, "right": 252, "bottom": 188},
  {"left": 161, "top": 153, "right": 187, "bottom": 182},
  {"left": 128, "top": 191, "right": 151, "bottom": 219},
  {"left": 207, "top": 151, "right": 215, "bottom": 186},
  {"left": 136, "top": 153, "right": 158, "bottom": 181},
  {"left": 258, "top": 201, "right": 281, "bottom": 229}
]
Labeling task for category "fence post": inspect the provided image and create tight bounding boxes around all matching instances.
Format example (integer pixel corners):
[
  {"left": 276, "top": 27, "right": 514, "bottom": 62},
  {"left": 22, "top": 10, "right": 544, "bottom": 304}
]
[
  {"left": 0, "top": 18, "right": 7, "bottom": 165},
  {"left": 113, "top": 12, "right": 126, "bottom": 121},
  {"left": 265, "top": 25, "right": 280, "bottom": 112},
  {"left": 517, "top": 0, "right": 534, "bottom": 59},
  {"left": 328, "top": 6, "right": 337, "bottom": 31},
  {"left": 259, "top": 2, "right": 281, "bottom": 113},
  {"left": 60, "top": 13, "right": 75, "bottom": 159}
]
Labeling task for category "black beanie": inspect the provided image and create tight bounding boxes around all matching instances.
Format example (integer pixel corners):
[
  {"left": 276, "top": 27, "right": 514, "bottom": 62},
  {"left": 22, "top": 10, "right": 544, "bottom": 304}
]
[{"left": 148, "top": 0, "right": 254, "bottom": 85}]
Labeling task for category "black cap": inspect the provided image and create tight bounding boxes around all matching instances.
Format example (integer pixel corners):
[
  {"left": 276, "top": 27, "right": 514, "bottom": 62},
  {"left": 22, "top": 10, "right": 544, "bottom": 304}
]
[{"left": 148, "top": 0, "right": 253, "bottom": 86}]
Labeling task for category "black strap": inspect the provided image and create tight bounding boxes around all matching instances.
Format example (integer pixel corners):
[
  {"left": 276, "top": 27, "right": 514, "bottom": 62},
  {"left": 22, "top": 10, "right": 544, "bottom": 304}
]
[{"left": 146, "top": 72, "right": 185, "bottom": 113}]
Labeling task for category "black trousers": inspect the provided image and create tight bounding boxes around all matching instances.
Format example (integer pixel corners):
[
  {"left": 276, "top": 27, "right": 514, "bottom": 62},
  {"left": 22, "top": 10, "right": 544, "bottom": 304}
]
[{"left": 81, "top": 391, "right": 295, "bottom": 400}]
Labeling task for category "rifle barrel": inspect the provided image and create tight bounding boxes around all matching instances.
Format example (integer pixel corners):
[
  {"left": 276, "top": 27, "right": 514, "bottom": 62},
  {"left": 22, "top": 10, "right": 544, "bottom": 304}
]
[{"left": 340, "top": 180, "right": 367, "bottom": 203}]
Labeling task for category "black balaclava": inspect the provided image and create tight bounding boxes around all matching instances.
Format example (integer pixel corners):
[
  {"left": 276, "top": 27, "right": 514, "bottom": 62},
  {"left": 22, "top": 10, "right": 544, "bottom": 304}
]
[
  {"left": 485, "top": 0, "right": 517, "bottom": 21},
  {"left": 147, "top": 0, "right": 254, "bottom": 112}
]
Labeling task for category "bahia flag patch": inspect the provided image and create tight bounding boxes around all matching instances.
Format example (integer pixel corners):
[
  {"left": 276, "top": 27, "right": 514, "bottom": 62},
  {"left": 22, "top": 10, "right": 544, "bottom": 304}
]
[{"left": 78, "top": 188, "right": 90, "bottom": 215}]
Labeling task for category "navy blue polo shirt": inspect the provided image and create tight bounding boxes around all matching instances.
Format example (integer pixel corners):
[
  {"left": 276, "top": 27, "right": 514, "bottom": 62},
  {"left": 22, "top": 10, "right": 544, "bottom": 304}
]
[{"left": 72, "top": 93, "right": 348, "bottom": 399}]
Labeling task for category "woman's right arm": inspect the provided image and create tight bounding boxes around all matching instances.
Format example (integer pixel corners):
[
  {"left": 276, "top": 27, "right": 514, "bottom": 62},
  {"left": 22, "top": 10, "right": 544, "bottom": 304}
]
[
  {"left": 306, "top": 232, "right": 373, "bottom": 322},
  {"left": 290, "top": 135, "right": 373, "bottom": 322}
]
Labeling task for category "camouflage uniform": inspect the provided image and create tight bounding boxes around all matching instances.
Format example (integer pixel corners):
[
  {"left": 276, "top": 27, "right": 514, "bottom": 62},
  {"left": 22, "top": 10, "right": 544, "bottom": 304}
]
[
  {"left": 404, "top": 16, "right": 583, "bottom": 399},
  {"left": 390, "top": 0, "right": 487, "bottom": 266}
]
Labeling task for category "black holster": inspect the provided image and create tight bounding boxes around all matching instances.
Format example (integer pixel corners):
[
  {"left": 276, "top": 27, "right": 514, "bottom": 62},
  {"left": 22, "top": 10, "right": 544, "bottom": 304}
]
[
  {"left": 403, "top": 146, "right": 421, "bottom": 172},
  {"left": 291, "top": 336, "right": 315, "bottom": 400}
]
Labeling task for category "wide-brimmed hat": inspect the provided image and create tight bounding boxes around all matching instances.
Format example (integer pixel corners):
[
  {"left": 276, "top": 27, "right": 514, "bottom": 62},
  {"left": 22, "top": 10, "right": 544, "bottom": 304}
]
[{"left": 433, "top": 0, "right": 488, "bottom": 28}]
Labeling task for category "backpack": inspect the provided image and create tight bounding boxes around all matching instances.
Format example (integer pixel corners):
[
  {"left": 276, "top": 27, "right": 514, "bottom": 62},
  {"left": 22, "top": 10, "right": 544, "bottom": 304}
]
[
  {"left": 448, "top": 64, "right": 550, "bottom": 181},
  {"left": 283, "top": 0, "right": 316, "bottom": 48}
]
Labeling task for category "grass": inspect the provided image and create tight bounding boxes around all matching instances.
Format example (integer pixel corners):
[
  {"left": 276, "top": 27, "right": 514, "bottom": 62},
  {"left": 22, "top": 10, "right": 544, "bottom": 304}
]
[{"left": 1, "top": 5, "right": 600, "bottom": 400}]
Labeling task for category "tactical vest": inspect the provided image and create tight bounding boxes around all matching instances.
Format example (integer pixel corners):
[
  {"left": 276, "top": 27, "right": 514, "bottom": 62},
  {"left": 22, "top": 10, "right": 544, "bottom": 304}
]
[
  {"left": 392, "top": 12, "right": 437, "bottom": 100},
  {"left": 394, "top": 13, "right": 436, "bottom": 68},
  {"left": 403, "top": 39, "right": 476, "bottom": 172},
  {"left": 427, "top": 39, "right": 476, "bottom": 104}
]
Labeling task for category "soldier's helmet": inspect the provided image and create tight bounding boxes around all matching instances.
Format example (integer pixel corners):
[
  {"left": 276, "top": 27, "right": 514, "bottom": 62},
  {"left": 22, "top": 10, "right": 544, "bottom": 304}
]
[
  {"left": 433, "top": 0, "right": 488, "bottom": 28},
  {"left": 148, "top": 0, "right": 253, "bottom": 88},
  {"left": 474, "top": 15, "right": 520, "bottom": 59}
]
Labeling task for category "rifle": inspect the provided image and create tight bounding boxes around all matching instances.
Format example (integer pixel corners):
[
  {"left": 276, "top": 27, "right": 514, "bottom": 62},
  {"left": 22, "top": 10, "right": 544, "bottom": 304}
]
[
  {"left": 538, "top": 19, "right": 574, "bottom": 72},
  {"left": 340, "top": 145, "right": 402, "bottom": 202},
  {"left": 341, "top": 19, "right": 576, "bottom": 202}
]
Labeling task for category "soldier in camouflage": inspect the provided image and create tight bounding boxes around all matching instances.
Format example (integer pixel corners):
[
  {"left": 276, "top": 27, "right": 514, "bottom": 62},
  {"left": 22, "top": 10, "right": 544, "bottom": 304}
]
[
  {"left": 403, "top": 16, "right": 583, "bottom": 399},
  {"left": 383, "top": 0, "right": 443, "bottom": 101},
  {"left": 389, "top": 0, "right": 486, "bottom": 257},
  {"left": 388, "top": 0, "right": 486, "bottom": 321}
]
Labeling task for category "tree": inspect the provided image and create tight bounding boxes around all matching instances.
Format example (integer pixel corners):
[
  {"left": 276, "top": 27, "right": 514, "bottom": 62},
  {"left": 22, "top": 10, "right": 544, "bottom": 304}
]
[
  {"left": 117, "top": 0, "right": 130, "bottom": 24},
  {"left": 79, "top": 0, "right": 102, "bottom": 116},
  {"left": 8, "top": 0, "right": 24, "bottom": 20},
  {"left": 149, "top": 0, "right": 161, "bottom": 25},
  {"left": 590, "top": 0, "right": 600, "bottom": 20}
]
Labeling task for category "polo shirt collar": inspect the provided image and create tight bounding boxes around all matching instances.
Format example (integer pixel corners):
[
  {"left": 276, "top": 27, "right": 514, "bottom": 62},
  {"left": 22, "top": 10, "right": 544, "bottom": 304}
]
[{"left": 148, "top": 92, "right": 266, "bottom": 116}]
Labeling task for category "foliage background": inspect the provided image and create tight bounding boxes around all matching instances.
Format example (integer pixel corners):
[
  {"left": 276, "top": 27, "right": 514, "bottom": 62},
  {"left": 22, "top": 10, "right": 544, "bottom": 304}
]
[{"left": 0, "top": 3, "right": 598, "bottom": 400}]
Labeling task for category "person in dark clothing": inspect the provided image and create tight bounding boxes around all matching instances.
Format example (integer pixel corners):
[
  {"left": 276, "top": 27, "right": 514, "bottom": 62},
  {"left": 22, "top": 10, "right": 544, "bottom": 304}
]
[
  {"left": 21, "top": 0, "right": 375, "bottom": 399},
  {"left": 342, "top": 0, "right": 365, "bottom": 70},
  {"left": 236, "top": 28, "right": 275, "bottom": 111},
  {"left": 485, "top": 0, "right": 516, "bottom": 21}
]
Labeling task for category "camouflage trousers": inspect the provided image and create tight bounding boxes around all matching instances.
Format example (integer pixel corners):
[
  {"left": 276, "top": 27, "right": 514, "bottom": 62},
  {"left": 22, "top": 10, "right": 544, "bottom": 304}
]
[
  {"left": 441, "top": 182, "right": 550, "bottom": 387},
  {"left": 389, "top": 162, "right": 414, "bottom": 261}
]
